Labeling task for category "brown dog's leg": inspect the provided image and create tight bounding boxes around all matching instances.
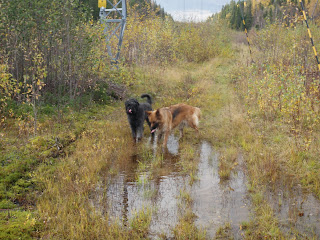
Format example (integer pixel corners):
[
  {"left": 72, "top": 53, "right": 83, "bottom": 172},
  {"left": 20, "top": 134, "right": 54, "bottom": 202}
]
[
  {"left": 157, "top": 133, "right": 163, "bottom": 144},
  {"left": 189, "top": 120, "right": 200, "bottom": 137},
  {"left": 163, "top": 131, "right": 170, "bottom": 148},
  {"left": 195, "top": 127, "right": 200, "bottom": 137},
  {"left": 193, "top": 125, "right": 200, "bottom": 135},
  {"left": 179, "top": 125, "right": 184, "bottom": 139}
]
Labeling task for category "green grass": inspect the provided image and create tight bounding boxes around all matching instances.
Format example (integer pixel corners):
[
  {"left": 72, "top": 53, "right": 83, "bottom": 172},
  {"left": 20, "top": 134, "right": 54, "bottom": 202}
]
[
  {"left": 2, "top": 29, "right": 320, "bottom": 239},
  {"left": 129, "top": 207, "right": 153, "bottom": 239},
  {"left": 215, "top": 222, "right": 233, "bottom": 240},
  {"left": 0, "top": 210, "right": 41, "bottom": 240},
  {"left": 0, "top": 103, "right": 119, "bottom": 239},
  {"left": 174, "top": 189, "right": 206, "bottom": 240},
  {"left": 218, "top": 147, "right": 238, "bottom": 181}
]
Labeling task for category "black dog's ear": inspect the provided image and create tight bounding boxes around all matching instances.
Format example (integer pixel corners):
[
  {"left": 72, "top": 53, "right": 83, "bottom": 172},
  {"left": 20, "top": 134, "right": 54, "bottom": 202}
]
[{"left": 133, "top": 98, "right": 139, "bottom": 105}]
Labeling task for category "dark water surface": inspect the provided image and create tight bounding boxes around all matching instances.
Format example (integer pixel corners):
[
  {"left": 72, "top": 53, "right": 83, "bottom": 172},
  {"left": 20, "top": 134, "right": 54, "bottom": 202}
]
[
  {"left": 265, "top": 180, "right": 320, "bottom": 238},
  {"left": 90, "top": 135, "right": 320, "bottom": 239},
  {"left": 192, "top": 141, "right": 250, "bottom": 239}
]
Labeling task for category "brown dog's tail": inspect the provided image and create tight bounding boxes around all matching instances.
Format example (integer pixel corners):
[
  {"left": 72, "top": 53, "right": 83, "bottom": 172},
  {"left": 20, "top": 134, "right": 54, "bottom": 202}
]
[
  {"left": 195, "top": 107, "right": 201, "bottom": 120},
  {"left": 141, "top": 94, "right": 152, "bottom": 105},
  {"left": 194, "top": 107, "right": 201, "bottom": 129}
]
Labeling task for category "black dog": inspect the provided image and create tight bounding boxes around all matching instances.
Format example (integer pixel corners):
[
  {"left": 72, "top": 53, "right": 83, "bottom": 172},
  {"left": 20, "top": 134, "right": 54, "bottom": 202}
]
[{"left": 125, "top": 94, "right": 153, "bottom": 142}]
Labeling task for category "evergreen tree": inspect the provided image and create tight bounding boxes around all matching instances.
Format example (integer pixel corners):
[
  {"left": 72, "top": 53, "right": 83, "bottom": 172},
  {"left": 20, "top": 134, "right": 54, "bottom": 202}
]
[{"left": 245, "top": 2, "right": 253, "bottom": 29}]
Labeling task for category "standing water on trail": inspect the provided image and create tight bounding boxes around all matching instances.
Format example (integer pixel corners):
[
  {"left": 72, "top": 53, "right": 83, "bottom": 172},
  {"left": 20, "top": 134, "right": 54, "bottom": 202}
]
[
  {"left": 192, "top": 141, "right": 250, "bottom": 239},
  {"left": 90, "top": 134, "right": 320, "bottom": 239},
  {"left": 91, "top": 135, "right": 187, "bottom": 238},
  {"left": 265, "top": 179, "right": 320, "bottom": 237},
  {"left": 90, "top": 136, "right": 251, "bottom": 238}
]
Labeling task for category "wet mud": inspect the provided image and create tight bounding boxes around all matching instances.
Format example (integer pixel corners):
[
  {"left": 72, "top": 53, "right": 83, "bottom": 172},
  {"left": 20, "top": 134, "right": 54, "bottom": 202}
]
[
  {"left": 192, "top": 141, "right": 250, "bottom": 239},
  {"left": 92, "top": 135, "right": 187, "bottom": 238},
  {"left": 265, "top": 181, "right": 320, "bottom": 238},
  {"left": 91, "top": 134, "right": 320, "bottom": 239}
]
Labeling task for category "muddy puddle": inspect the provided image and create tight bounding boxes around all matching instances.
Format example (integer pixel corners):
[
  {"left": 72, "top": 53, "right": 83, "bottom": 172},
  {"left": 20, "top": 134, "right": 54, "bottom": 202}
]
[
  {"left": 265, "top": 181, "right": 320, "bottom": 238},
  {"left": 192, "top": 141, "right": 250, "bottom": 239},
  {"left": 90, "top": 135, "right": 320, "bottom": 239},
  {"left": 92, "top": 135, "right": 187, "bottom": 238}
]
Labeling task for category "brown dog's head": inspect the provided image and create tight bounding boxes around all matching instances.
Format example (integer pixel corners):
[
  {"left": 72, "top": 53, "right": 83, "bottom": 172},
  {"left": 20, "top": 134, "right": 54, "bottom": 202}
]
[
  {"left": 146, "top": 110, "right": 161, "bottom": 133},
  {"left": 147, "top": 108, "right": 172, "bottom": 134}
]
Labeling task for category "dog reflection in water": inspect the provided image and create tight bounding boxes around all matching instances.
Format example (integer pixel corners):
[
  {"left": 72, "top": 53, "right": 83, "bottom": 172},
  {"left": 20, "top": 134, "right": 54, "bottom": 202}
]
[{"left": 146, "top": 104, "right": 201, "bottom": 148}]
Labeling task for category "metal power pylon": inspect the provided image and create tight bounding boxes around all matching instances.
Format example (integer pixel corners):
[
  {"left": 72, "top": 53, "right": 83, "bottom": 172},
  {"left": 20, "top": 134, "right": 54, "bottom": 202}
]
[{"left": 99, "top": 0, "right": 127, "bottom": 65}]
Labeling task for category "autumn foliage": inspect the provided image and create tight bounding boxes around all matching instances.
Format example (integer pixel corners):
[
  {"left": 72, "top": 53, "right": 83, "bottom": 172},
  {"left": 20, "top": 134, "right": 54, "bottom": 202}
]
[{"left": 0, "top": 1, "right": 228, "bottom": 129}]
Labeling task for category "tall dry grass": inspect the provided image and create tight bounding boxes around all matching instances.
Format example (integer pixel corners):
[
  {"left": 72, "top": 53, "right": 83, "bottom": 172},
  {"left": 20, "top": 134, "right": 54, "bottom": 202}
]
[
  {"left": 121, "top": 4, "right": 230, "bottom": 66},
  {"left": 234, "top": 22, "right": 320, "bottom": 196},
  {"left": 35, "top": 109, "right": 140, "bottom": 239}
]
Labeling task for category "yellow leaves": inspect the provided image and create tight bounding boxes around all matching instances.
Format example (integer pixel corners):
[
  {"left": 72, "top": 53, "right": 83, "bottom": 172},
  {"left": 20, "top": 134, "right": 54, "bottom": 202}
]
[
  {"left": 0, "top": 63, "right": 19, "bottom": 122},
  {"left": 244, "top": 62, "right": 320, "bottom": 151}
]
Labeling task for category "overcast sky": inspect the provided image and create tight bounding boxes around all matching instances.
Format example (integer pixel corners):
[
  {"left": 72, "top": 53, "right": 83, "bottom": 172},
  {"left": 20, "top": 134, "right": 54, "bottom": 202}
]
[{"left": 154, "top": 0, "right": 232, "bottom": 22}]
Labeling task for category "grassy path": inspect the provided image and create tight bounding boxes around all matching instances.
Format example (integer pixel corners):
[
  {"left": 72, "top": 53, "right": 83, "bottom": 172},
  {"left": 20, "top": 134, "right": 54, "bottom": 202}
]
[
  {"left": 34, "top": 57, "right": 248, "bottom": 239},
  {"left": 2, "top": 46, "right": 319, "bottom": 239},
  {"left": 36, "top": 53, "right": 320, "bottom": 239}
]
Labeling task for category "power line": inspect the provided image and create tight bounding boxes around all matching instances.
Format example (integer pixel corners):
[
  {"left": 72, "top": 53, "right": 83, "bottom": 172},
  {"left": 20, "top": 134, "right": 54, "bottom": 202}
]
[
  {"left": 238, "top": 2, "right": 254, "bottom": 63},
  {"left": 299, "top": 0, "right": 320, "bottom": 71}
]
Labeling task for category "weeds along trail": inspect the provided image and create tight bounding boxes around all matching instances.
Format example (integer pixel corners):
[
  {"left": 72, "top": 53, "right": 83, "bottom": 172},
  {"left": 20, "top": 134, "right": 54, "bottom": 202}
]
[
  {"left": 35, "top": 58, "right": 249, "bottom": 239},
  {"left": 2, "top": 0, "right": 320, "bottom": 238},
  {"left": 135, "top": 56, "right": 320, "bottom": 238},
  {"left": 35, "top": 55, "right": 319, "bottom": 239},
  {"left": 231, "top": 41, "right": 320, "bottom": 238},
  {"left": 36, "top": 108, "right": 137, "bottom": 239}
]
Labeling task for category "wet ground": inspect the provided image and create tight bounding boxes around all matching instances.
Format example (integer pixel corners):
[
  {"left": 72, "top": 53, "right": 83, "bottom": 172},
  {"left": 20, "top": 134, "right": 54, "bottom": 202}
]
[
  {"left": 265, "top": 180, "right": 320, "bottom": 238},
  {"left": 91, "top": 134, "right": 320, "bottom": 239},
  {"left": 192, "top": 141, "right": 250, "bottom": 239}
]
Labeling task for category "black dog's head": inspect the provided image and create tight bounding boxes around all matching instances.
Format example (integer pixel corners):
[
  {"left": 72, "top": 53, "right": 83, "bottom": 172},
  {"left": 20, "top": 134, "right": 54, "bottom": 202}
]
[{"left": 125, "top": 98, "right": 139, "bottom": 115}]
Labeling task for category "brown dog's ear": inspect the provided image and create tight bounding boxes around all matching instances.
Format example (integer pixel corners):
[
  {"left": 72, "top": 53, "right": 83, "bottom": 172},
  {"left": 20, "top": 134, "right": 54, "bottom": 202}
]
[
  {"left": 146, "top": 111, "right": 152, "bottom": 116},
  {"left": 156, "top": 109, "right": 160, "bottom": 117}
]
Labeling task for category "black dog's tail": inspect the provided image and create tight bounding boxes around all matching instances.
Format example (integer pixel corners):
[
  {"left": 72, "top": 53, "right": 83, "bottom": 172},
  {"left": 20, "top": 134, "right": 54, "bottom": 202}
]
[{"left": 141, "top": 94, "right": 152, "bottom": 105}]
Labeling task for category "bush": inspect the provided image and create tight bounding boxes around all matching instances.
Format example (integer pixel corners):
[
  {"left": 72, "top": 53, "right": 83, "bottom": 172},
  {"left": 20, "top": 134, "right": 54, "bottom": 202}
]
[
  {"left": 236, "top": 22, "right": 320, "bottom": 150},
  {"left": 122, "top": 4, "right": 231, "bottom": 65}
]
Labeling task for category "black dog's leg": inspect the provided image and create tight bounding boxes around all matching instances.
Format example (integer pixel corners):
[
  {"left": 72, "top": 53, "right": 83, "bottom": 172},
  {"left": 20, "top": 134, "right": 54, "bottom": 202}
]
[
  {"left": 131, "top": 126, "right": 137, "bottom": 142},
  {"left": 136, "top": 125, "right": 144, "bottom": 142}
]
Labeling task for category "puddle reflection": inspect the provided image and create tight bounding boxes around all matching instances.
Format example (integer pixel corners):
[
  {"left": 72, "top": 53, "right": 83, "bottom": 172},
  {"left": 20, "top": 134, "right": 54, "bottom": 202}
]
[
  {"left": 148, "top": 134, "right": 179, "bottom": 156},
  {"left": 98, "top": 170, "right": 188, "bottom": 238},
  {"left": 266, "top": 182, "right": 320, "bottom": 237},
  {"left": 90, "top": 138, "right": 319, "bottom": 239},
  {"left": 92, "top": 140, "right": 250, "bottom": 239},
  {"left": 192, "top": 141, "right": 250, "bottom": 239},
  {"left": 92, "top": 134, "right": 186, "bottom": 239}
]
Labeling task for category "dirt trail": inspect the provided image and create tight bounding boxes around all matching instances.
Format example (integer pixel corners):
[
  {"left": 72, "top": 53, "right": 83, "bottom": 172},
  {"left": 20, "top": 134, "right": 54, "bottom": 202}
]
[
  {"left": 90, "top": 58, "right": 320, "bottom": 239},
  {"left": 91, "top": 137, "right": 250, "bottom": 239}
]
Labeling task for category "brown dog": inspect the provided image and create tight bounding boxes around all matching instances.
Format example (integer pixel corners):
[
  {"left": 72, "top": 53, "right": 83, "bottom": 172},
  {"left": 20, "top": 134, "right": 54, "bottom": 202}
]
[{"left": 146, "top": 104, "right": 201, "bottom": 147}]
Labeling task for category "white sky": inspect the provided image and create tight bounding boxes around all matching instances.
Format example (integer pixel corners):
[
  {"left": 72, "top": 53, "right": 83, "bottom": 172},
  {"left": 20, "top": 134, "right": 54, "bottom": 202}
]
[{"left": 154, "top": 0, "right": 232, "bottom": 22}]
